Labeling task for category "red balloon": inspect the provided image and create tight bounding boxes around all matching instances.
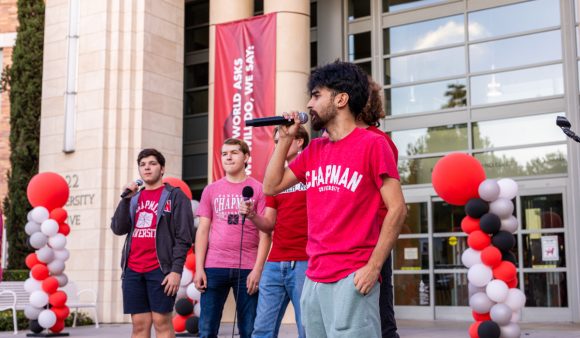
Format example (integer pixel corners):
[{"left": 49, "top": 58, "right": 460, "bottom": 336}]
[
  {"left": 467, "top": 230, "right": 491, "bottom": 251},
  {"left": 185, "top": 253, "right": 196, "bottom": 272},
  {"left": 25, "top": 253, "right": 44, "bottom": 269},
  {"left": 472, "top": 311, "right": 490, "bottom": 321},
  {"left": 493, "top": 261, "right": 517, "bottom": 282},
  {"left": 172, "top": 314, "right": 188, "bottom": 333},
  {"left": 507, "top": 277, "right": 519, "bottom": 289},
  {"left": 31, "top": 264, "right": 49, "bottom": 280},
  {"left": 432, "top": 153, "right": 486, "bottom": 206},
  {"left": 52, "top": 306, "right": 70, "bottom": 321},
  {"left": 50, "top": 208, "right": 68, "bottom": 224},
  {"left": 59, "top": 223, "right": 71, "bottom": 236},
  {"left": 163, "top": 177, "right": 192, "bottom": 200},
  {"left": 49, "top": 291, "right": 68, "bottom": 307},
  {"left": 469, "top": 321, "right": 481, "bottom": 338},
  {"left": 50, "top": 319, "right": 65, "bottom": 333},
  {"left": 27, "top": 172, "right": 70, "bottom": 211},
  {"left": 461, "top": 216, "right": 480, "bottom": 234},
  {"left": 481, "top": 246, "right": 502, "bottom": 268},
  {"left": 42, "top": 277, "right": 59, "bottom": 294}
]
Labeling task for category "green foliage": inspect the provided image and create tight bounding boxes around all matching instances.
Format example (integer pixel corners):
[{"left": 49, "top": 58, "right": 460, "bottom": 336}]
[
  {"left": 2, "top": 269, "right": 28, "bottom": 281},
  {"left": 0, "top": 310, "right": 95, "bottom": 332},
  {"left": 1, "top": 0, "right": 45, "bottom": 269}
]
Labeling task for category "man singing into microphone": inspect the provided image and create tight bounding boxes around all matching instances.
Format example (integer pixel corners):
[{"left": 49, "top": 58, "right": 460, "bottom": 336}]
[
  {"left": 263, "top": 61, "right": 407, "bottom": 338},
  {"left": 111, "top": 148, "right": 194, "bottom": 338},
  {"left": 194, "top": 138, "right": 270, "bottom": 338}
]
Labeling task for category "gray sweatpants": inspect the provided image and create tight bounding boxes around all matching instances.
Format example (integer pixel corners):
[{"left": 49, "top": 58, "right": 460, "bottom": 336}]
[{"left": 300, "top": 272, "right": 381, "bottom": 338}]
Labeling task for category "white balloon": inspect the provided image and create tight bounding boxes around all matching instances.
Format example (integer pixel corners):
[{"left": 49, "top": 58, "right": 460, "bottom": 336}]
[
  {"left": 24, "top": 304, "right": 44, "bottom": 320},
  {"left": 500, "top": 322, "right": 521, "bottom": 338},
  {"left": 500, "top": 216, "right": 519, "bottom": 233},
  {"left": 180, "top": 268, "right": 193, "bottom": 286},
  {"left": 24, "top": 278, "right": 43, "bottom": 293},
  {"left": 468, "top": 283, "right": 486, "bottom": 297},
  {"left": 478, "top": 179, "right": 500, "bottom": 202},
  {"left": 48, "top": 233, "right": 67, "bottom": 250},
  {"left": 186, "top": 283, "right": 201, "bottom": 302},
  {"left": 36, "top": 246, "right": 55, "bottom": 264},
  {"left": 27, "top": 210, "right": 34, "bottom": 222},
  {"left": 486, "top": 279, "right": 509, "bottom": 303},
  {"left": 48, "top": 259, "right": 66, "bottom": 275},
  {"left": 498, "top": 178, "right": 518, "bottom": 200},
  {"left": 504, "top": 288, "right": 526, "bottom": 311},
  {"left": 469, "top": 292, "right": 495, "bottom": 314},
  {"left": 467, "top": 263, "right": 493, "bottom": 287},
  {"left": 191, "top": 200, "right": 200, "bottom": 215},
  {"left": 29, "top": 232, "right": 48, "bottom": 249},
  {"left": 25, "top": 221, "right": 41, "bottom": 236},
  {"left": 194, "top": 302, "right": 201, "bottom": 317},
  {"left": 194, "top": 217, "right": 200, "bottom": 228},
  {"left": 176, "top": 286, "right": 188, "bottom": 299},
  {"left": 53, "top": 273, "right": 69, "bottom": 287},
  {"left": 29, "top": 290, "right": 49, "bottom": 308},
  {"left": 461, "top": 248, "right": 482, "bottom": 268},
  {"left": 41, "top": 219, "right": 60, "bottom": 237},
  {"left": 38, "top": 309, "right": 57, "bottom": 329},
  {"left": 53, "top": 248, "right": 70, "bottom": 261},
  {"left": 489, "top": 198, "right": 514, "bottom": 219},
  {"left": 31, "top": 207, "right": 50, "bottom": 224},
  {"left": 511, "top": 309, "right": 522, "bottom": 323},
  {"left": 490, "top": 303, "right": 512, "bottom": 326}
]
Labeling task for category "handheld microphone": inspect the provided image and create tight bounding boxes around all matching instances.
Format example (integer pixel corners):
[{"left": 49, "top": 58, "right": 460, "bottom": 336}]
[
  {"left": 556, "top": 116, "right": 580, "bottom": 143},
  {"left": 120, "top": 179, "right": 144, "bottom": 198},
  {"left": 246, "top": 112, "right": 309, "bottom": 127},
  {"left": 241, "top": 186, "right": 254, "bottom": 225}
]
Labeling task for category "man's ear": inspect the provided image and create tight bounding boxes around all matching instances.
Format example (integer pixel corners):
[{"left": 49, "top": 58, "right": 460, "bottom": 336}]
[
  {"left": 335, "top": 92, "right": 349, "bottom": 109},
  {"left": 296, "top": 138, "right": 304, "bottom": 149}
]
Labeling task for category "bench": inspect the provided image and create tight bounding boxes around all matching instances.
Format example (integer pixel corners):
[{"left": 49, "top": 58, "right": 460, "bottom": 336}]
[{"left": 0, "top": 280, "right": 99, "bottom": 334}]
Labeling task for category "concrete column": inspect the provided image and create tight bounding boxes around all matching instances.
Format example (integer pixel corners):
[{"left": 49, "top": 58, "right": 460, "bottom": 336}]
[{"left": 40, "top": 0, "right": 184, "bottom": 323}]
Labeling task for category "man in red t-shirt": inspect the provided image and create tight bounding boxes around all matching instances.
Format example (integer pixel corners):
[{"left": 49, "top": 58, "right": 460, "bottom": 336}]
[
  {"left": 240, "top": 126, "right": 309, "bottom": 338},
  {"left": 263, "top": 61, "right": 407, "bottom": 338}
]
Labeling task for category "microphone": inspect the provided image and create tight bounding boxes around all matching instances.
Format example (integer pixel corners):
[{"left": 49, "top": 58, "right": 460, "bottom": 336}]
[
  {"left": 556, "top": 116, "right": 580, "bottom": 143},
  {"left": 246, "top": 112, "right": 308, "bottom": 127},
  {"left": 241, "top": 186, "right": 254, "bottom": 225},
  {"left": 120, "top": 179, "right": 144, "bottom": 198}
]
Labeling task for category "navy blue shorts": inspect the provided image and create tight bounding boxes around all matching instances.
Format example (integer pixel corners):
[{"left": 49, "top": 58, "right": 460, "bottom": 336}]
[{"left": 122, "top": 267, "right": 176, "bottom": 314}]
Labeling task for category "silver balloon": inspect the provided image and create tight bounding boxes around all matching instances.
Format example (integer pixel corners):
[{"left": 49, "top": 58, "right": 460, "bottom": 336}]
[
  {"left": 497, "top": 178, "right": 519, "bottom": 200},
  {"left": 24, "top": 278, "right": 42, "bottom": 293},
  {"left": 53, "top": 273, "right": 69, "bottom": 287},
  {"left": 48, "top": 259, "right": 66, "bottom": 275},
  {"left": 27, "top": 210, "right": 34, "bottom": 222},
  {"left": 24, "top": 221, "right": 41, "bottom": 236},
  {"left": 194, "top": 217, "right": 200, "bottom": 228},
  {"left": 36, "top": 246, "right": 55, "bottom": 264},
  {"left": 53, "top": 248, "right": 70, "bottom": 262},
  {"left": 30, "top": 206, "right": 49, "bottom": 224},
  {"left": 24, "top": 304, "right": 43, "bottom": 320},
  {"left": 38, "top": 309, "right": 57, "bottom": 329},
  {"left": 478, "top": 179, "right": 500, "bottom": 202},
  {"left": 191, "top": 200, "right": 200, "bottom": 215},
  {"left": 469, "top": 292, "right": 494, "bottom": 314},
  {"left": 505, "top": 288, "right": 526, "bottom": 311},
  {"left": 468, "top": 283, "right": 486, "bottom": 297},
  {"left": 500, "top": 216, "right": 518, "bottom": 233},
  {"left": 490, "top": 303, "right": 512, "bottom": 326},
  {"left": 489, "top": 198, "right": 514, "bottom": 219},
  {"left": 461, "top": 248, "right": 482, "bottom": 268},
  {"left": 500, "top": 322, "right": 521, "bottom": 338},
  {"left": 29, "top": 232, "right": 48, "bottom": 250}
]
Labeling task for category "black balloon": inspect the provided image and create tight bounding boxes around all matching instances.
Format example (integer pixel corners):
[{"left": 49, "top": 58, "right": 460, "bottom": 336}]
[
  {"left": 29, "top": 319, "right": 43, "bottom": 334},
  {"left": 492, "top": 231, "right": 516, "bottom": 251},
  {"left": 465, "top": 198, "right": 489, "bottom": 218},
  {"left": 186, "top": 316, "right": 199, "bottom": 334},
  {"left": 502, "top": 251, "right": 517, "bottom": 266},
  {"left": 175, "top": 298, "right": 194, "bottom": 316},
  {"left": 478, "top": 320, "right": 500, "bottom": 338},
  {"left": 480, "top": 213, "right": 501, "bottom": 234}
]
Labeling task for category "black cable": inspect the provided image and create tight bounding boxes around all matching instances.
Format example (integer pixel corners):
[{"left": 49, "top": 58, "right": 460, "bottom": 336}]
[
  {"left": 560, "top": 127, "right": 580, "bottom": 143},
  {"left": 232, "top": 216, "right": 245, "bottom": 338}
]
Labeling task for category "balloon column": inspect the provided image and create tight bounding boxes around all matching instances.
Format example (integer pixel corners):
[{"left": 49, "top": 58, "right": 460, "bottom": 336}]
[
  {"left": 24, "top": 173, "right": 71, "bottom": 334},
  {"left": 172, "top": 247, "right": 201, "bottom": 335},
  {"left": 432, "top": 154, "right": 525, "bottom": 338}
]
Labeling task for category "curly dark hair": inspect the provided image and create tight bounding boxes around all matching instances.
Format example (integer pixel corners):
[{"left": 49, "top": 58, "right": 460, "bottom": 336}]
[
  {"left": 307, "top": 61, "right": 369, "bottom": 118},
  {"left": 137, "top": 148, "right": 166, "bottom": 167},
  {"left": 359, "top": 77, "right": 386, "bottom": 127}
]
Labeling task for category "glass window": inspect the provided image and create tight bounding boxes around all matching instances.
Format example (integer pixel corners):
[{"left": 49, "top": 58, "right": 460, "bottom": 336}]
[
  {"left": 184, "top": 115, "right": 208, "bottom": 143},
  {"left": 522, "top": 233, "right": 565, "bottom": 268},
  {"left": 434, "top": 273, "right": 469, "bottom": 306},
  {"left": 348, "top": 32, "right": 371, "bottom": 61},
  {"left": 394, "top": 274, "right": 430, "bottom": 306},
  {"left": 468, "top": 0, "right": 560, "bottom": 41},
  {"left": 470, "top": 30, "right": 562, "bottom": 73},
  {"left": 387, "top": 79, "right": 467, "bottom": 116},
  {"left": 392, "top": 124, "right": 468, "bottom": 155},
  {"left": 470, "top": 64, "right": 564, "bottom": 106},
  {"left": 475, "top": 144, "right": 567, "bottom": 178},
  {"left": 521, "top": 194, "right": 564, "bottom": 230},
  {"left": 394, "top": 238, "right": 429, "bottom": 270},
  {"left": 472, "top": 113, "right": 566, "bottom": 149},
  {"left": 185, "top": 2, "right": 209, "bottom": 27},
  {"left": 386, "top": 47, "right": 465, "bottom": 84},
  {"left": 310, "top": 2, "right": 317, "bottom": 28},
  {"left": 524, "top": 272, "right": 568, "bottom": 307},
  {"left": 384, "top": 15, "right": 464, "bottom": 55},
  {"left": 432, "top": 201, "right": 466, "bottom": 233},
  {"left": 185, "top": 26, "right": 210, "bottom": 53},
  {"left": 183, "top": 153, "right": 208, "bottom": 179},
  {"left": 433, "top": 236, "right": 467, "bottom": 269},
  {"left": 185, "top": 63, "right": 209, "bottom": 89},
  {"left": 399, "top": 156, "right": 441, "bottom": 185},
  {"left": 402, "top": 202, "right": 428, "bottom": 234},
  {"left": 254, "top": 0, "right": 263, "bottom": 15},
  {"left": 383, "top": 0, "right": 445, "bottom": 13},
  {"left": 348, "top": 0, "right": 370, "bottom": 21},
  {"left": 310, "top": 41, "right": 318, "bottom": 68},
  {"left": 185, "top": 90, "right": 209, "bottom": 115},
  {"left": 357, "top": 61, "right": 372, "bottom": 75}
]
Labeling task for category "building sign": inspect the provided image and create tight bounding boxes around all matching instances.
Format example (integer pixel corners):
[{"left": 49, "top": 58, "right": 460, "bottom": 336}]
[{"left": 213, "top": 13, "right": 277, "bottom": 182}]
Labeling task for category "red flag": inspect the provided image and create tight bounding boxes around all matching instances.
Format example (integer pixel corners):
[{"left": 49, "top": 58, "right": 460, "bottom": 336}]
[{"left": 213, "top": 14, "right": 277, "bottom": 182}]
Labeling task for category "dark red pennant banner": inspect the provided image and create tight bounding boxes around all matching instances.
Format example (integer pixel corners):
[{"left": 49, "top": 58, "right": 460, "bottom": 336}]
[{"left": 213, "top": 13, "right": 277, "bottom": 182}]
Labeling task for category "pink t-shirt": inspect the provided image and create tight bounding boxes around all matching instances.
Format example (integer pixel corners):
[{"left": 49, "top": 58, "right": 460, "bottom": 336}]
[
  {"left": 289, "top": 127, "right": 399, "bottom": 282},
  {"left": 196, "top": 177, "right": 265, "bottom": 269}
]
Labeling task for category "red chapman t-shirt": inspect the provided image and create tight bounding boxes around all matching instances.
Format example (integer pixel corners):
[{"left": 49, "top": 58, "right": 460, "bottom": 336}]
[
  {"left": 128, "top": 186, "right": 164, "bottom": 273},
  {"left": 367, "top": 125, "right": 399, "bottom": 220},
  {"left": 266, "top": 182, "right": 308, "bottom": 262}
]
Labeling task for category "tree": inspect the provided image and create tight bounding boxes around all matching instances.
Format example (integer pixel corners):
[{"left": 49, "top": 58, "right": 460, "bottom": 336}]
[{"left": 1, "top": 0, "right": 45, "bottom": 269}]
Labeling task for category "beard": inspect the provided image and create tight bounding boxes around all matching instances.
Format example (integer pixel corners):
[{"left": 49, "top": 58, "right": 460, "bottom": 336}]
[{"left": 311, "top": 104, "right": 337, "bottom": 131}]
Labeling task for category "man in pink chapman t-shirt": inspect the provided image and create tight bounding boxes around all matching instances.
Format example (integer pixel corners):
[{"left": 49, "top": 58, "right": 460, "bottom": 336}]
[
  {"left": 263, "top": 61, "right": 407, "bottom": 338},
  {"left": 194, "top": 138, "right": 270, "bottom": 338}
]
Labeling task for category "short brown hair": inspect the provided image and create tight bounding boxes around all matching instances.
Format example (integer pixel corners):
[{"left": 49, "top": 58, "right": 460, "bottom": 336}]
[
  {"left": 137, "top": 148, "right": 165, "bottom": 167},
  {"left": 223, "top": 138, "right": 250, "bottom": 155},
  {"left": 359, "top": 77, "right": 385, "bottom": 127},
  {"left": 274, "top": 126, "right": 310, "bottom": 150}
]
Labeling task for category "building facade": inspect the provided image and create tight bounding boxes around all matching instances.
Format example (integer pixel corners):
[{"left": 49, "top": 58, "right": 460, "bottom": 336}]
[{"left": 28, "top": 0, "right": 580, "bottom": 324}]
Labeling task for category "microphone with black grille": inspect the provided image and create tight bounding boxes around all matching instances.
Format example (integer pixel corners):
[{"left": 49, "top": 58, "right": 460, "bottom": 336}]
[
  {"left": 556, "top": 116, "right": 580, "bottom": 143},
  {"left": 246, "top": 112, "right": 308, "bottom": 127},
  {"left": 241, "top": 186, "right": 254, "bottom": 225},
  {"left": 120, "top": 179, "right": 144, "bottom": 198}
]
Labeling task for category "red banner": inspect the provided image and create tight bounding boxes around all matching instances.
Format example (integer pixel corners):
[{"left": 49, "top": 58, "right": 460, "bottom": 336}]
[{"left": 213, "top": 13, "right": 277, "bottom": 182}]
